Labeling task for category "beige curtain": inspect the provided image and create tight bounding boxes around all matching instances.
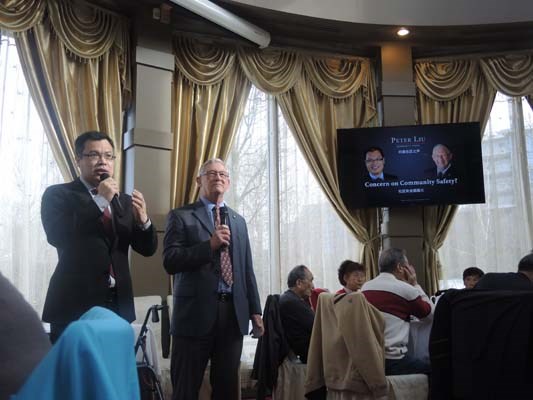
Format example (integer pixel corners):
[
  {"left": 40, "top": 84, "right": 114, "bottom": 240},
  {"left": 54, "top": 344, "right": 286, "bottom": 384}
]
[
  {"left": 415, "top": 53, "right": 533, "bottom": 292},
  {"left": 171, "top": 38, "right": 251, "bottom": 207},
  {"left": 238, "top": 49, "right": 380, "bottom": 275},
  {"left": 0, "top": 0, "right": 131, "bottom": 182}
]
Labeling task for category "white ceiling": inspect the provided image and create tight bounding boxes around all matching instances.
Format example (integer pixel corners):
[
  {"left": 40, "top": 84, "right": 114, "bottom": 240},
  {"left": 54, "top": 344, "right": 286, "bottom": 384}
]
[{"left": 231, "top": 0, "right": 533, "bottom": 26}]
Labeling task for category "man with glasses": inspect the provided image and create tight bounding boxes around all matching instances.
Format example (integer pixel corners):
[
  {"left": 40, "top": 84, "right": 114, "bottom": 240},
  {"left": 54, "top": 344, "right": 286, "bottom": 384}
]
[
  {"left": 163, "top": 158, "right": 264, "bottom": 400},
  {"left": 279, "top": 265, "right": 315, "bottom": 363},
  {"left": 364, "top": 146, "right": 398, "bottom": 182},
  {"left": 41, "top": 131, "right": 157, "bottom": 343}
]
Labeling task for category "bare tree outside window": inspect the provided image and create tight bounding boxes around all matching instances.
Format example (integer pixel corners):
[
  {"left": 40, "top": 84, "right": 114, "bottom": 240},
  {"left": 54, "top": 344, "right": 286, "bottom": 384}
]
[{"left": 226, "top": 85, "right": 361, "bottom": 304}]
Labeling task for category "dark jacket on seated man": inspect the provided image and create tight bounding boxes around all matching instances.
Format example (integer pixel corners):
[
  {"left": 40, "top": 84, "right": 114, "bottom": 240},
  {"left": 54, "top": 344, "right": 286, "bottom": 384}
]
[
  {"left": 279, "top": 265, "right": 315, "bottom": 363},
  {"left": 474, "top": 252, "right": 533, "bottom": 291},
  {"left": 430, "top": 288, "right": 533, "bottom": 400}
]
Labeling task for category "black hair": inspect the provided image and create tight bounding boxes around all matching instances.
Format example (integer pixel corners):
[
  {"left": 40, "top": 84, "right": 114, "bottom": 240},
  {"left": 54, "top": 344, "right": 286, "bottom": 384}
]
[
  {"left": 287, "top": 265, "right": 309, "bottom": 288},
  {"left": 74, "top": 131, "right": 114, "bottom": 158},
  {"left": 337, "top": 260, "right": 366, "bottom": 286},
  {"left": 518, "top": 252, "right": 533, "bottom": 272},
  {"left": 364, "top": 146, "right": 384, "bottom": 159},
  {"left": 462, "top": 267, "right": 484, "bottom": 280}
]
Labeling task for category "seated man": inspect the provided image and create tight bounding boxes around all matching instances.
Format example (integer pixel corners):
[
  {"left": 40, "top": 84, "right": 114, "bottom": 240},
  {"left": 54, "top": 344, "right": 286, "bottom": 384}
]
[
  {"left": 279, "top": 265, "right": 315, "bottom": 363},
  {"left": 362, "top": 248, "right": 433, "bottom": 375},
  {"left": 336, "top": 260, "right": 366, "bottom": 294},
  {"left": 462, "top": 266, "right": 484, "bottom": 289},
  {"left": 475, "top": 251, "right": 533, "bottom": 290}
]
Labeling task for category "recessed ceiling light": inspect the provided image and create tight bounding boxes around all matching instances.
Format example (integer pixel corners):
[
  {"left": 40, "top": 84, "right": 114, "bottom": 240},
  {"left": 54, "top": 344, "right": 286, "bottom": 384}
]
[{"left": 397, "top": 28, "right": 410, "bottom": 37}]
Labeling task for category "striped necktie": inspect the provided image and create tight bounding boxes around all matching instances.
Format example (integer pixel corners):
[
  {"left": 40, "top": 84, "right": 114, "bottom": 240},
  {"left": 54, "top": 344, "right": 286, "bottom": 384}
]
[{"left": 214, "top": 205, "right": 233, "bottom": 287}]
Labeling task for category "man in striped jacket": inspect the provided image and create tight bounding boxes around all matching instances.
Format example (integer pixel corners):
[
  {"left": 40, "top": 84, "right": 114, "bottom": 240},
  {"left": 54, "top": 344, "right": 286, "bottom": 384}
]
[{"left": 362, "top": 248, "right": 433, "bottom": 375}]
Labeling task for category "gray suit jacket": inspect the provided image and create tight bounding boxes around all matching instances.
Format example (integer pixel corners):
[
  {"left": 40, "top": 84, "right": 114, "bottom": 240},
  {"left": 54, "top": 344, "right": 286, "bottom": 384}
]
[{"left": 163, "top": 200, "right": 262, "bottom": 336}]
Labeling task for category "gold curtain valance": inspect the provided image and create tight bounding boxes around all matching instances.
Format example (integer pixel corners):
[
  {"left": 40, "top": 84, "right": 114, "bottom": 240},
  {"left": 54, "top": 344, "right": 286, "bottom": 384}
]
[
  {"left": 415, "top": 54, "right": 533, "bottom": 102},
  {"left": 303, "top": 57, "right": 373, "bottom": 99},
  {"left": 415, "top": 60, "right": 479, "bottom": 101},
  {"left": 480, "top": 54, "right": 533, "bottom": 97},
  {"left": 0, "top": 0, "right": 45, "bottom": 32},
  {"left": 1, "top": 0, "right": 127, "bottom": 59},
  {"left": 174, "top": 37, "right": 237, "bottom": 86},
  {"left": 238, "top": 48, "right": 302, "bottom": 94},
  {"left": 47, "top": 0, "right": 123, "bottom": 60}
]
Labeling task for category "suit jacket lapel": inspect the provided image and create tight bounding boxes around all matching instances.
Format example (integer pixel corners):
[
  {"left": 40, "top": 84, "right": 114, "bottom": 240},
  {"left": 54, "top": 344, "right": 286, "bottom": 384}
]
[
  {"left": 225, "top": 206, "right": 242, "bottom": 263},
  {"left": 192, "top": 201, "right": 214, "bottom": 236}
]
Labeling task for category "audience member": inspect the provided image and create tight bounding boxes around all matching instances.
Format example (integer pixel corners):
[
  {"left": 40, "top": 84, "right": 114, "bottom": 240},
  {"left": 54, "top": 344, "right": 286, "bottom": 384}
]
[
  {"left": 279, "top": 265, "right": 315, "bottom": 363},
  {"left": 336, "top": 260, "right": 366, "bottom": 294},
  {"left": 0, "top": 273, "right": 51, "bottom": 399},
  {"left": 462, "top": 266, "right": 484, "bottom": 289},
  {"left": 475, "top": 251, "right": 533, "bottom": 290},
  {"left": 362, "top": 248, "right": 433, "bottom": 375}
]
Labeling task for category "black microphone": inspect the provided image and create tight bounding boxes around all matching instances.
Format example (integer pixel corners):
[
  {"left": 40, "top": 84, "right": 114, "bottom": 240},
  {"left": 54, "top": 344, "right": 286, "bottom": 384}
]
[
  {"left": 219, "top": 206, "right": 229, "bottom": 226},
  {"left": 219, "top": 206, "right": 230, "bottom": 248},
  {"left": 100, "top": 173, "right": 123, "bottom": 217}
]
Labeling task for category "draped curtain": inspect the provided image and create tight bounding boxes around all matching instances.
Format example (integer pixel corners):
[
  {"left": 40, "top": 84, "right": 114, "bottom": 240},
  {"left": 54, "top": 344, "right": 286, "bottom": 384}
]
[
  {"left": 242, "top": 52, "right": 380, "bottom": 274},
  {"left": 415, "top": 54, "right": 533, "bottom": 293},
  {"left": 171, "top": 38, "right": 380, "bottom": 274},
  {"left": 171, "top": 38, "right": 251, "bottom": 206},
  {"left": 0, "top": 0, "right": 131, "bottom": 182}
]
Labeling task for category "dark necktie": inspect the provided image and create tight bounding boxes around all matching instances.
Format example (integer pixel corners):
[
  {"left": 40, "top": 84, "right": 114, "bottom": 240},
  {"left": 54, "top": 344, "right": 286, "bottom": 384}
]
[
  {"left": 438, "top": 172, "right": 444, "bottom": 179},
  {"left": 214, "top": 205, "right": 233, "bottom": 287},
  {"left": 91, "top": 188, "right": 115, "bottom": 279}
]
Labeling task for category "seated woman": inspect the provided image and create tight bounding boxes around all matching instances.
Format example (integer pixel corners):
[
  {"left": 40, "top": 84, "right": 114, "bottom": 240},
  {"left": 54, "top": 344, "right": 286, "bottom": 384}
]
[{"left": 336, "top": 260, "right": 366, "bottom": 294}]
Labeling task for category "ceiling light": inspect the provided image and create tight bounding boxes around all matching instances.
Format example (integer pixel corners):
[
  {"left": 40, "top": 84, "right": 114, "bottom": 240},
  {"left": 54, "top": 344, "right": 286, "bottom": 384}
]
[{"left": 397, "top": 28, "right": 410, "bottom": 37}]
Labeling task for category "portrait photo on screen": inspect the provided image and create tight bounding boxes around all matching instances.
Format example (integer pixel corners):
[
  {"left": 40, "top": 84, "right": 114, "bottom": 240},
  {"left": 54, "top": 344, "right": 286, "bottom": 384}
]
[{"left": 337, "top": 122, "right": 486, "bottom": 209}]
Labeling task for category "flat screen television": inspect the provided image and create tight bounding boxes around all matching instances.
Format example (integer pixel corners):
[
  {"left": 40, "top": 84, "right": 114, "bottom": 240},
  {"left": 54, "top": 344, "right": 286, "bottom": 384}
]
[{"left": 337, "top": 122, "right": 486, "bottom": 208}]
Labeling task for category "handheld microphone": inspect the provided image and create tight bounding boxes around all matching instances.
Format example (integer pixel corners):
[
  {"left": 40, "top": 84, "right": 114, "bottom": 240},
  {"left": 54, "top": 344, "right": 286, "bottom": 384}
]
[
  {"left": 219, "top": 206, "right": 230, "bottom": 248},
  {"left": 219, "top": 206, "right": 229, "bottom": 226},
  {"left": 100, "top": 173, "right": 123, "bottom": 217}
]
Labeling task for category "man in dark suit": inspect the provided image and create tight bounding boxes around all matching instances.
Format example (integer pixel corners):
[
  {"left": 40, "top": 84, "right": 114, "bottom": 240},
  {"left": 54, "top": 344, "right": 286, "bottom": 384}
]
[
  {"left": 41, "top": 131, "right": 157, "bottom": 343},
  {"left": 279, "top": 265, "right": 315, "bottom": 363},
  {"left": 364, "top": 146, "right": 398, "bottom": 181},
  {"left": 163, "top": 158, "right": 264, "bottom": 400},
  {"left": 427, "top": 143, "right": 457, "bottom": 179}
]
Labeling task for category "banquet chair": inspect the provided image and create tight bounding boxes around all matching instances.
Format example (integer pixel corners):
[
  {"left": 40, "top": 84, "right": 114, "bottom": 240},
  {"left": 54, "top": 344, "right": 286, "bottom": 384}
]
[{"left": 305, "top": 292, "right": 428, "bottom": 400}]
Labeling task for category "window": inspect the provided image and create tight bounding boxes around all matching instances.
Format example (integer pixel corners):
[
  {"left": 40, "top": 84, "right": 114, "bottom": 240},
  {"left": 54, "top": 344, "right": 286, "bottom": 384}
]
[
  {"left": 0, "top": 33, "right": 63, "bottom": 313},
  {"left": 226, "top": 85, "right": 361, "bottom": 303},
  {"left": 439, "top": 93, "right": 533, "bottom": 288}
]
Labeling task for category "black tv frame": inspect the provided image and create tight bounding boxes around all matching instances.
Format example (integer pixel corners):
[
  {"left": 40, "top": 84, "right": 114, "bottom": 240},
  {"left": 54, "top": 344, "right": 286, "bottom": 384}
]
[{"left": 337, "top": 122, "right": 486, "bottom": 209}]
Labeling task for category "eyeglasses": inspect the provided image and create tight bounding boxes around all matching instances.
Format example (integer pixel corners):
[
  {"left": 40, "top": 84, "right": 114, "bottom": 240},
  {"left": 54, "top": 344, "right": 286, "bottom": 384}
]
[
  {"left": 82, "top": 152, "right": 116, "bottom": 161},
  {"left": 365, "top": 158, "right": 384, "bottom": 164},
  {"left": 202, "top": 170, "right": 230, "bottom": 179}
]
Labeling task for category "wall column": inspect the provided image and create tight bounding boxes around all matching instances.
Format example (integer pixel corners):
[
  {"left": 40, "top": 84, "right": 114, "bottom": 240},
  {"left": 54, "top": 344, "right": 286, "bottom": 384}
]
[
  {"left": 378, "top": 44, "right": 427, "bottom": 291},
  {"left": 124, "top": 25, "right": 174, "bottom": 298}
]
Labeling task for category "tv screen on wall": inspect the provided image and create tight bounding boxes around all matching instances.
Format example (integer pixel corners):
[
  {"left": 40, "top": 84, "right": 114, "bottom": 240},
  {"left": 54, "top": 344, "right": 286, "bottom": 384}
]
[{"left": 337, "top": 122, "right": 486, "bottom": 209}]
